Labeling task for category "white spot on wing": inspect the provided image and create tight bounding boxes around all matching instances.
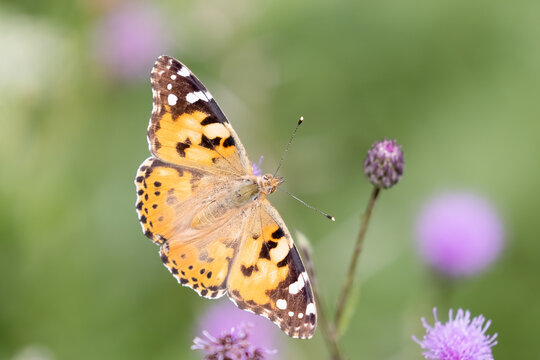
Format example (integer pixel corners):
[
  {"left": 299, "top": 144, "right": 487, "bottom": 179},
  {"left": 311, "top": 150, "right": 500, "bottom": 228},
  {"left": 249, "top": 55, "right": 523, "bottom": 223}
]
[
  {"left": 186, "top": 92, "right": 198, "bottom": 104},
  {"left": 306, "top": 303, "right": 316, "bottom": 315},
  {"left": 288, "top": 311, "right": 294, "bottom": 317},
  {"left": 167, "top": 84, "right": 172, "bottom": 90},
  {"left": 276, "top": 299, "right": 287, "bottom": 310},
  {"left": 298, "top": 313, "right": 304, "bottom": 319},
  {"left": 289, "top": 282, "right": 299, "bottom": 295},
  {"left": 288, "top": 271, "right": 307, "bottom": 295},
  {"left": 298, "top": 272, "right": 306, "bottom": 290},
  {"left": 194, "top": 91, "right": 209, "bottom": 102},
  {"left": 170, "top": 74, "right": 177, "bottom": 80},
  {"left": 177, "top": 67, "right": 190, "bottom": 77},
  {"left": 205, "top": 91, "right": 213, "bottom": 100},
  {"left": 167, "top": 94, "right": 178, "bottom": 106}
]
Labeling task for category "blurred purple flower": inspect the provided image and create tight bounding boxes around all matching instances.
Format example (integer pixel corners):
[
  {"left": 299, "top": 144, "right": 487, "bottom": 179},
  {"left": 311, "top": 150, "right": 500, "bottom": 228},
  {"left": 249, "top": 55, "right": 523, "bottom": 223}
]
[
  {"left": 196, "top": 300, "right": 280, "bottom": 359},
  {"left": 192, "top": 323, "right": 275, "bottom": 360},
  {"left": 252, "top": 156, "right": 264, "bottom": 177},
  {"left": 415, "top": 192, "right": 504, "bottom": 277},
  {"left": 92, "top": 2, "right": 170, "bottom": 81},
  {"left": 413, "top": 308, "right": 497, "bottom": 360},
  {"left": 363, "top": 139, "right": 404, "bottom": 189}
]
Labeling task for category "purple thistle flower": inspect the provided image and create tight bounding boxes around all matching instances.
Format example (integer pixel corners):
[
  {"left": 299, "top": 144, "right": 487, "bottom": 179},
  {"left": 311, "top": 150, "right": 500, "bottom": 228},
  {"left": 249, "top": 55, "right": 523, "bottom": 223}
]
[
  {"left": 413, "top": 308, "right": 498, "bottom": 360},
  {"left": 192, "top": 324, "right": 275, "bottom": 360},
  {"left": 196, "top": 301, "right": 280, "bottom": 359},
  {"left": 252, "top": 156, "right": 264, "bottom": 177},
  {"left": 91, "top": 2, "right": 171, "bottom": 81},
  {"left": 363, "top": 139, "right": 404, "bottom": 189},
  {"left": 415, "top": 191, "right": 504, "bottom": 277}
]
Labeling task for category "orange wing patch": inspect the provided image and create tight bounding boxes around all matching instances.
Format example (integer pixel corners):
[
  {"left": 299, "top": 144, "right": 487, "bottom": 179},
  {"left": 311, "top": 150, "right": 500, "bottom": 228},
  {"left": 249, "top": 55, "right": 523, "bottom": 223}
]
[
  {"left": 227, "top": 202, "right": 317, "bottom": 339},
  {"left": 135, "top": 157, "right": 204, "bottom": 244},
  {"left": 150, "top": 109, "right": 239, "bottom": 171},
  {"left": 160, "top": 234, "right": 237, "bottom": 299}
]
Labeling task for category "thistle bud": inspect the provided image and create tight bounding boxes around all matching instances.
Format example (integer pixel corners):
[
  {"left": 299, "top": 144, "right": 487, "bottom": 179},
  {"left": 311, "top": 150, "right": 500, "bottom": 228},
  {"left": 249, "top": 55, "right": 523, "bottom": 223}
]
[{"left": 363, "top": 139, "right": 404, "bottom": 189}]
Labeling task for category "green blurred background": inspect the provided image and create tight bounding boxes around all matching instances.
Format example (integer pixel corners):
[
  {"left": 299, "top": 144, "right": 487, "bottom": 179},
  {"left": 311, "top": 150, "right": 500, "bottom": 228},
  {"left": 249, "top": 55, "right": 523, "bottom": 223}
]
[{"left": 1, "top": 0, "right": 539, "bottom": 358}]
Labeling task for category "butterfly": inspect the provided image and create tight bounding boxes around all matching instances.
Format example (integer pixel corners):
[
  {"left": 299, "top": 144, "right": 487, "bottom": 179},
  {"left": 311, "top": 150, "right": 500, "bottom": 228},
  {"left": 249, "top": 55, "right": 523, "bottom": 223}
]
[{"left": 135, "top": 55, "right": 316, "bottom": 339}]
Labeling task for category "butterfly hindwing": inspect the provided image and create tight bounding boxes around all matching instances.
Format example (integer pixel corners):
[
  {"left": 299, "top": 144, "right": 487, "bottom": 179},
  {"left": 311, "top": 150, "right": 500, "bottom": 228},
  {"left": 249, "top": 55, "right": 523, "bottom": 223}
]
[
  {"left": 148, "top": 55, "right": 250, "bottom": 175},
  {"left": 135, "top": 157, "right": 209, "bottom": 244},
  {"left": 159, "top": 225, "right": 240, "bottom": 299},
  {"left": 227, "top": 201, "right": 317, "bottom": 339}
]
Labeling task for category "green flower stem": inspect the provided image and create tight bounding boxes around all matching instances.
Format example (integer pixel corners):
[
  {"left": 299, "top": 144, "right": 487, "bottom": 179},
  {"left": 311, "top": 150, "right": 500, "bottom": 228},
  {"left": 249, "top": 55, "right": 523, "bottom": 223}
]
[
  {"left": 297, "top": 241, "right": 343, "bottom": 360},
  {"left": 314, "top": 287, "right": 343, "bottom": 360},
  {"left": 334, "top": 186, "right": 380, "bottom": 334}
]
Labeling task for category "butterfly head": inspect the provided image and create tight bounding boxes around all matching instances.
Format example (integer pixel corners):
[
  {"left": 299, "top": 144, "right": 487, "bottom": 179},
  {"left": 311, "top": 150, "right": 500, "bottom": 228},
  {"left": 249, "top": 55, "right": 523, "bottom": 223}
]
[{"left": 258, "top": 173, "right": 283, "bottom": 195}]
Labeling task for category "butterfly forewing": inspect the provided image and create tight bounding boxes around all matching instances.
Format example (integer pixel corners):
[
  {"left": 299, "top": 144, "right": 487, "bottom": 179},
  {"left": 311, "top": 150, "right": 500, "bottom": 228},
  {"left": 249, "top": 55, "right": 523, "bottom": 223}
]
[
  {"left": 148, "top": 55, "right": 250, "bottom": 175},
  {"left": 226, "top": 201, "right": 317, "bottom": 339}
]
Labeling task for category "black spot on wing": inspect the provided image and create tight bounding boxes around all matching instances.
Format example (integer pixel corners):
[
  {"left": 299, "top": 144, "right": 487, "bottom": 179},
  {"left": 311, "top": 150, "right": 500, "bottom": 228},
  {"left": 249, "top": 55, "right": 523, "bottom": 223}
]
[
  {"left": 240, "top": 265, "right": 259, "bottom": 277},
  {"left": 258, "top": 241, "right": 278, "bottom": 260},
  {"left": 160, "top": 253, "right": 169, "bottom": 264},
  {"left": 223, "top": 136, "right": 235, "bottom": 148},
  {"left": 176, "top": 138, "right": 191, "bottom": 157},
  {"left": 200, "top": 115, "right": 221, "bottom": 125},
  {"left": 259, "top": 245, "right": 270, "bottom": 260},
  {"left": 199, "top": 134, "right": 221, "bottom": 150},
  {"left": 271, "top": 227, "right": 285, "bottom": 239},
  {"left": 267, "top": 241, "right": 278, "bottom": 249}
]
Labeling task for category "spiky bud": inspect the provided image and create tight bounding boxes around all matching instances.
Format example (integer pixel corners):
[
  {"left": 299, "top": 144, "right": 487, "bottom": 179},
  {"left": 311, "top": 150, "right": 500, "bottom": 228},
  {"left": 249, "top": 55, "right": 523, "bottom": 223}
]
[{"left": 363, "top": 139, "right": 404, "bottom": 189}]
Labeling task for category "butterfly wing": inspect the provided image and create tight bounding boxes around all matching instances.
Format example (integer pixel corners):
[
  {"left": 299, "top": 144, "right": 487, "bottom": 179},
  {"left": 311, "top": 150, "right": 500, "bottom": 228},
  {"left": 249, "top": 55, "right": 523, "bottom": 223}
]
[
  {"left": 136, "top": 156, "right": 252, "bottom": 297},
  {"left": 135, "top": 157, "right": 208, "bottom": 244},
  {"left": 148, "top": 55, "right": 251, "bottom": 175},
  {"left": 159, "top": 215, "right": 244, "bottom": 299},
  {"left": 227, "top": 200, "right": 317, "bottom": 339}
]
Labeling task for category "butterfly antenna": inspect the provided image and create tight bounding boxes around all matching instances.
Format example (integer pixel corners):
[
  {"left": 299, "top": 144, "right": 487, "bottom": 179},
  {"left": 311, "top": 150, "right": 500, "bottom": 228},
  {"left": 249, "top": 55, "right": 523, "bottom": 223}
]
[
  {"left": 277, "top": 187, "right": 336, "bottom": 221},
  {"left": 273, "top": 116, "right": 304, "bottom": 177}
]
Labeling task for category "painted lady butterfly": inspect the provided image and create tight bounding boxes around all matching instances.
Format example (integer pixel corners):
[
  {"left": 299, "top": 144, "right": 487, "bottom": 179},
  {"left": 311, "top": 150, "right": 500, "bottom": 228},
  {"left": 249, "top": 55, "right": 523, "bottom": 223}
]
[{"left": 135, "top": 55, "right": 316, "bottom": 339}]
